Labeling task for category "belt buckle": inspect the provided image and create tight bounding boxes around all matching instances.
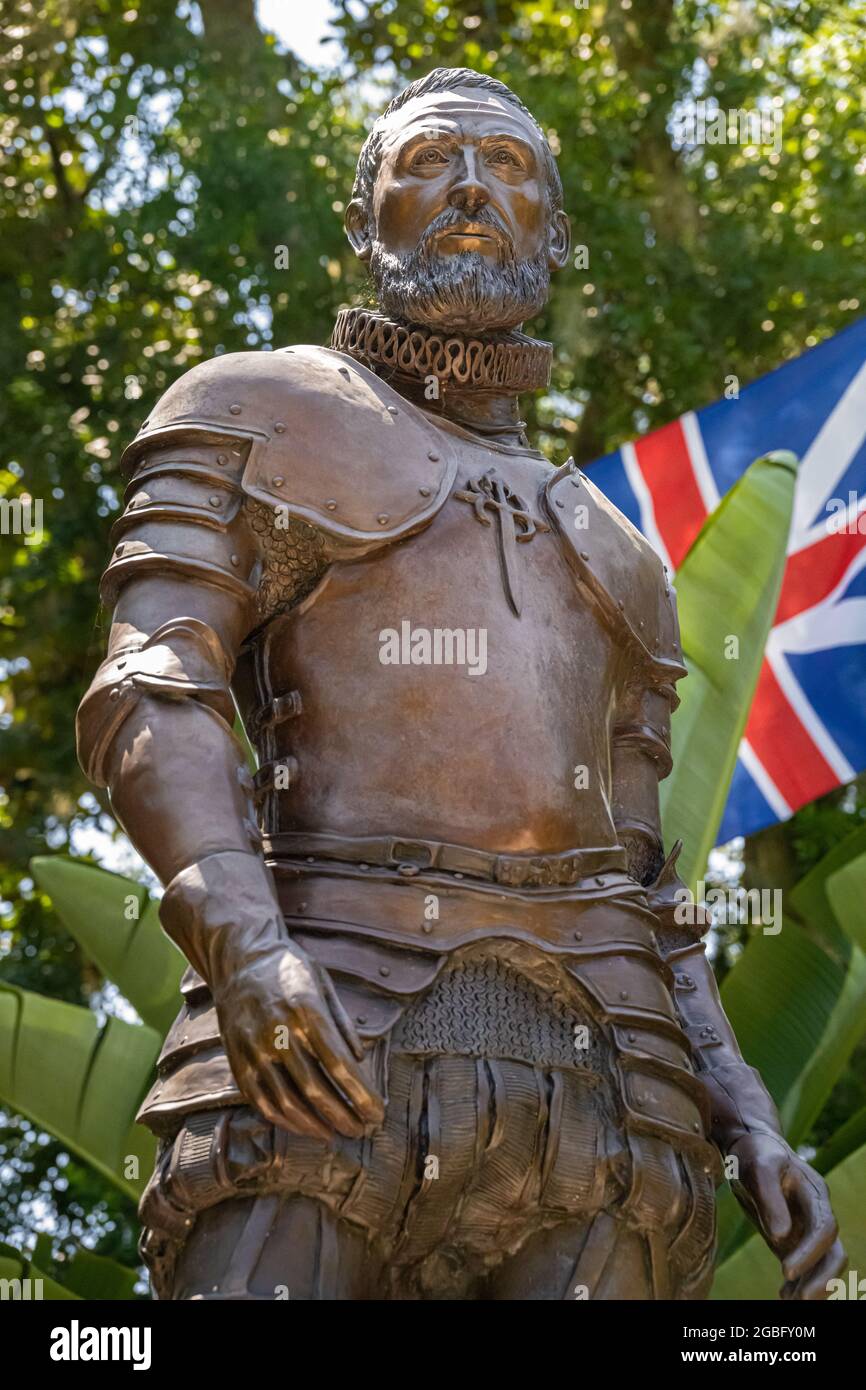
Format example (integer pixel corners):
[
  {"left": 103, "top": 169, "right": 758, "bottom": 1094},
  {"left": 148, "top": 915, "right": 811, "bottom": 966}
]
[{"left": 391, "top": 839, "right": 434, "bottom": 875}]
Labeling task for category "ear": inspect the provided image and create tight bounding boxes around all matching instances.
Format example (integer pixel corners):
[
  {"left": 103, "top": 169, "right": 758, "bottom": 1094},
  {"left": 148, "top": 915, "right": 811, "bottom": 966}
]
[
  {"left": 547, "top": 209, "right": 571, "bottom": 273},
  {"left": 345, "top": 198, "right": 372, "bottom": 263}
]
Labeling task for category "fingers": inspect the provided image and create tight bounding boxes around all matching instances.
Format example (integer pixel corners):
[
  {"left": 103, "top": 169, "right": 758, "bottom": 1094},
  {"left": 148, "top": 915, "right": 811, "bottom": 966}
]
[
  {"left": 780, "top": 1172, "right": 839, "bottom": 1283},
  {"left": 781, "top": 1238, "right": 847, "bottom": 1301},
  {"left": 734, "top": 1164, "right": 791, "bottom": 1247},
  {"left": 229, "top": 1045, "right": 334, "bottom": 1141},
  {"left": 296, "top": 1003, "right": 386, "bottom": 1128},
  {"left": 281, "top": 1033, "right": 369, "bottom": 1138}
]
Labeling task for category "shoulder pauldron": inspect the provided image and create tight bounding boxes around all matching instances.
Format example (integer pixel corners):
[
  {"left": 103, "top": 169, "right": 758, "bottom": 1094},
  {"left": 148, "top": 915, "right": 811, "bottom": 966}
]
[{"left": 120, "top": 345, "right": 460, "bottom": 559}]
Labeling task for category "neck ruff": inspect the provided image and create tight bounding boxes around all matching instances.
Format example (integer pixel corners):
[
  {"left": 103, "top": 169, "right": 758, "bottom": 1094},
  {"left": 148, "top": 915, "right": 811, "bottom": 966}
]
[{"left": 330, "top": 307, "right": 552, "bottom": 394}]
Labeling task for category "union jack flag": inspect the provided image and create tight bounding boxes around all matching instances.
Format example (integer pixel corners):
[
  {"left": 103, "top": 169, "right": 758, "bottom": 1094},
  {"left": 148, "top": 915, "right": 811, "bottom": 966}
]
[{"left": 587, "top": 317, "right": 866, "bottom": 841}]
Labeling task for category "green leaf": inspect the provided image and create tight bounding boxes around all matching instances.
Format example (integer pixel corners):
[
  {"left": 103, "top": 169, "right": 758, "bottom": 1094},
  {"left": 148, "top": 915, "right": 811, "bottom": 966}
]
[
  {"left": 826, "top": 854, "right": 866, "bottom": 953},
  {"left": 661, "top": 451, "right": 797, "bottom": 891},
  {"left": 815, "top": 1105, "right": 866, "bottom": 1176},
  {"left": 0, "top": 982, "right": 159, "bottom": 1198},
  {"left": 0, "top": 1240, "right": 79, "bottom": 1300},
  {"left": 31, "top": 856, "right": 183, "bottom": 1035},
  {"left": 789, "top": 825, "right": 866, "bottom": 954},
  {"left": 711, "top": 1140, "right": 866, "bottom": 1300},
  {"left": 32, "top": 1234, "right": 140, "bottom": 1300}
]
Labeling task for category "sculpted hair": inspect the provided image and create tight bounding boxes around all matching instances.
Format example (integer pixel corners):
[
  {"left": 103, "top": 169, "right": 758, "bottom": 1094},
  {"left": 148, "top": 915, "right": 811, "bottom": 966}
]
[{"left": 352, "top": 66, "right": 564, "bottom": 215}]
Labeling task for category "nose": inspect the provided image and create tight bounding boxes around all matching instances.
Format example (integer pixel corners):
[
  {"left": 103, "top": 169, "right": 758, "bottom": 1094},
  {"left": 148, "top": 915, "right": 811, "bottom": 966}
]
[{"left": 447, "top": 150, "right": 491, "bottom": 216}]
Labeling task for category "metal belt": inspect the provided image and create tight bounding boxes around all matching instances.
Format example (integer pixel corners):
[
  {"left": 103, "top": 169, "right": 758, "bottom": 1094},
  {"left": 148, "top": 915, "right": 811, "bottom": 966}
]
[{"left": 262, "top": 829, "right": 629, "bottom": 890}]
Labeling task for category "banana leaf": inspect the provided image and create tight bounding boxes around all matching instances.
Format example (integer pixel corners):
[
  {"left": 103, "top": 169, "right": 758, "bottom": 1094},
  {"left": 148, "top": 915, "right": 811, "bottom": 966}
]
[
  {"left": 0, "top": 1240, "right": 78, "bottom": 1300},
  {"left": 31, "top": 1234, "right": 140, "bottom": 1300},
  {"left": 825, "top": 854, "right": 866, "bottom": 954},
  {"left": 711, "top": 1139, "right": 866, "bottom": 1300},
  {"left": 31, "top": 856, "right": 183, "bottom": 1035},
  {"left": 0, "top": 982, "right": 158, "bottom": 1199},
  {"left": 661, "top": 451, "right": 797, "bottom": 891},
  {"left": 816, "top": 1105, "right": 866, "bottom": 1175}
]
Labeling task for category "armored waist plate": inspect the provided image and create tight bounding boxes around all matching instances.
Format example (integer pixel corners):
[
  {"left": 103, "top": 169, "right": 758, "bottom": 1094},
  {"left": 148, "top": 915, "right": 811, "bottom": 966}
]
[{"left": 136, "top": 865, "right": 699, "bottom": 1137}]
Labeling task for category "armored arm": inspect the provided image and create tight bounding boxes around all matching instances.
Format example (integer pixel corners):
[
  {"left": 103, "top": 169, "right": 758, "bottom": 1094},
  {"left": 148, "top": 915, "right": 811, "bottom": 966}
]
[
  {"left": 77, "top": 361, "right": 384, "bottom": 1138},
  {"left": 610, "top": 574, "right": 789, "bottom": 1141},
  {"left": 611, "top": 574, "right": 844, "bottom": 1298}
]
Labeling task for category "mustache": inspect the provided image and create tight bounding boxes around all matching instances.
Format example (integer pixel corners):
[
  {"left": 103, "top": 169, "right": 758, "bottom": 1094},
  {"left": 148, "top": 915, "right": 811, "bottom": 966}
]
[{"left": 417, "top": 207, "right": 515, "bottom": 260}]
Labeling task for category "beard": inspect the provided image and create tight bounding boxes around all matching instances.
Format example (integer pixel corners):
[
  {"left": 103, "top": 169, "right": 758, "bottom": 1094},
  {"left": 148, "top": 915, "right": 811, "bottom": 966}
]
[{"left": 370, "top": 208, "right": 551, "bottom": 334}]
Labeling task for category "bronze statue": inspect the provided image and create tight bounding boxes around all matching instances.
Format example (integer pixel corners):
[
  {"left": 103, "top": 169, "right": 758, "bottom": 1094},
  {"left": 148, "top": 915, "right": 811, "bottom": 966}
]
[{"left": 77, "top": 68, "right": 844, "bottom": 1300}]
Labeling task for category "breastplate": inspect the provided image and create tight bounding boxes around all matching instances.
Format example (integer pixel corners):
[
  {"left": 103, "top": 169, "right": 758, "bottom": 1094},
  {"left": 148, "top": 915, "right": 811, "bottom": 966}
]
[{"left": 234, "top": 429, "right": 629, "bottom": 856}]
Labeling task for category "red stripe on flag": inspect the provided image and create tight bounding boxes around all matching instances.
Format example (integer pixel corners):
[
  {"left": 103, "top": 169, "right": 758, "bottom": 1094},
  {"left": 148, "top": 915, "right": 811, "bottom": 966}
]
[
  {"left": 776, "top": 526, "right": 866, "bottom": 624},
  {"left": 744, "top": 660, "right": 838, "bottom": 809},
  {"left": 633, "top": 419, "right": 708, "bottom": 568}
]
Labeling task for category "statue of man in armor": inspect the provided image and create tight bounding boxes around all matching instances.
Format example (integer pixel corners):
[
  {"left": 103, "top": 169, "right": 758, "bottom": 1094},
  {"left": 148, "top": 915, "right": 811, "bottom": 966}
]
[{"left": 77, "top": 67, "right": 844, "bottom": 1300}]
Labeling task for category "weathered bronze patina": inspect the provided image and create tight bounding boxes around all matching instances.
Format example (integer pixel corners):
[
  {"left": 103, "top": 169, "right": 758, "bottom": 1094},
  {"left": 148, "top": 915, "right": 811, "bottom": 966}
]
[{"left": 77, "top": 68, "right": 845, "bottom": 1300}]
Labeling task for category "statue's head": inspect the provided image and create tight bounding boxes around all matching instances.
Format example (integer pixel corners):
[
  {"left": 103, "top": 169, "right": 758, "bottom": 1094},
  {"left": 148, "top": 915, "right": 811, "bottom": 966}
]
[{"left": 345, "top": 67, "right": 571, "bottom": 335}]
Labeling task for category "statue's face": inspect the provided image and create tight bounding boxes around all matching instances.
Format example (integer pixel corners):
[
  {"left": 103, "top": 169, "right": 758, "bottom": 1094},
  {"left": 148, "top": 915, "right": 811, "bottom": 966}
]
[{"left": 347, "top": 86, "right": 570, "bottom": 334}]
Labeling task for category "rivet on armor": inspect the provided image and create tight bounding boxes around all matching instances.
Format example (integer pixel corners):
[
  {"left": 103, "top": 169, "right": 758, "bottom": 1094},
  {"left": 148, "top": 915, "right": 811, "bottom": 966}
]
[
  {"left": 428, "top": 450, "right": 440, "bottom": 462},
  {"left": 217, "top": 453, "right": 228, "bottom": 465},
  {"left": 298, "top": 902, "right": 307, "bottom": 912},
  {"left": 377, "top": 513, "right": 389, "bottom": 525},
  {"left": 639, "top": 620, "right": 645, "bottom": 629},
  {"left": 230, "top": 554, "right": 240, "bottom": 566},
  {"left": 580, "top": 550, "right": 589, "bottom": 560},
  {"left": 325, "top": 499, "right": 338, "bottom": 510},
  {"left": 229, "top": 404, "right": 241, "bottom": 415},
  {"left": 555, "top": 499, "right": 564, "bottom": 509},
  {"left": 595, "top": 876, "right": 604, "bottom": 886},
  {"left": 274, "top": 422, "right": 286, "bottom": 433},
  {"left": 109, "top": 688, "right": 120, "bottom": 702},
  {"left": 692, "top": 1122, "right": 701, "bottom": 1133},
  {"left": 356, "top": 1015, "right": 367, "bottom": 1025},
  {"left": 454, "top": 872, "right": 464, "bottom": 879},
  {"left": 306, "top": 856, "right": 315, "bottom": 864},
  {"left": 421, "top": 923, "right": 433, "bottom": 934},
  {"left": 359, "top": 863, "right": 369, "bottom": 871},
  {"left": 617, "top": 599, "right": 624, "bottom": 609},
  {"left": 209, "top": 495, "right": 221, "bottom": 507},
  {"left": 398, "top": 864, "right": 419, "bottom": 877},
  {"left": 273, "top": 476, "right": 285, "bottom": 487},
  {"left": 419, "top": 487, "right": 431, "bottom": 497},
  {"left": 116, "top": 544, "right": 124, "bottom": 555},
  {"left": 379, "top": 966, "right": 391, "bottom": 977},
  {"left": 574, "top": 930, "right": 583, "bottom": 941},
  {"left": 620, "top": 989, "right": 629, "bottom": 1000},
  {"left": 627, "top": 1032, "right": 636, "bottom": 1043},
  {"left": 387, "top": 405, "right": 398, "bottom": 415}
]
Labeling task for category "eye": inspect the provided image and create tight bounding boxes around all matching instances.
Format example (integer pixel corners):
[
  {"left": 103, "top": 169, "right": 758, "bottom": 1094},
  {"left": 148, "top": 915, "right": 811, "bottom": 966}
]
[
  {"left": 488, "top": 148, "right": 520, "bottom": 167},
  {"left": 412, "top": 146, "right": 448, "bottom": 168}
]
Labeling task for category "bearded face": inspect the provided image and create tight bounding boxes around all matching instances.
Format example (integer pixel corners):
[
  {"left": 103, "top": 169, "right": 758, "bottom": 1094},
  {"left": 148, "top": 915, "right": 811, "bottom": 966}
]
[
  {"left": 346, "top": 85, "right": 570, "bottom": 340},
  {"left": 369, "top": 206, "right": 552, "bottom": 334}
]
